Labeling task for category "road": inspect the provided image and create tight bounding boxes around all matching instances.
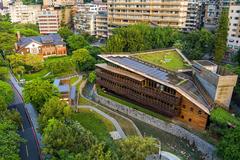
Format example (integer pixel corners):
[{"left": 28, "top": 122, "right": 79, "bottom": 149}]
[{"left": 9, "top": 73, "right": 41, "bottom": 160}]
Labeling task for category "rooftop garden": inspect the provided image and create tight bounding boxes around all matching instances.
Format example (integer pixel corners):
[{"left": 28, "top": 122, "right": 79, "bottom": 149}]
[{"left": 132, "top": 50, "right": 190, "bottom": 72}]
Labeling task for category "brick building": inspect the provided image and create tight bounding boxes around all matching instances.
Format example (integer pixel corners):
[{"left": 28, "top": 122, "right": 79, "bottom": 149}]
[{"left": 15, "top": 33, "right": 67, "bottom": 58}]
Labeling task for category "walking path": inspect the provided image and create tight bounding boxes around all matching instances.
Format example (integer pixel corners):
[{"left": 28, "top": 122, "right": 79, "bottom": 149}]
[
  {"left": 72, "top": 75, "right": 82, "bottom": 86},
  {"left": 76, "top": 105, "right": 127, "bottom": 139},
  {"left": 79, "top": 80, "right": 142, "bottom": 137}
]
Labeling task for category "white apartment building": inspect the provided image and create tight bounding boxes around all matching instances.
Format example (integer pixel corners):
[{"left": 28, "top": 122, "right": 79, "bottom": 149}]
[
  {"left": 107, "top": 0, "right": 189, "bottom": 29},
  {"left": 43, "top": 0, "right": 75, "bottom": 7},
  {"left": 184, "top": 0, "right": 203, "bottom": 31},
  {"left": 204, "top": 0, "right": 221, "bottom": 30},
  {"left": 96, "top": 11, "right": 108, "bottom": 37},
  {"left": 9, "top": 0, "right": 41, "bottom": 24},
  {"left": 227, "top": 2, "right": 240, "bottom": 51},
  {"left": 74, "top": 3, "right": 108, "bottom": 37},
  {"left": 38, "top": 8, "right": 60, "bottom": 34}
]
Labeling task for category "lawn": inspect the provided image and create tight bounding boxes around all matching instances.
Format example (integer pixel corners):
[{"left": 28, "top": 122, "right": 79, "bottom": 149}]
[
  {"left": 22, "top": 68, "right": 49, "bottom": 81},
  {"left": 70, "top": 76, "right": 79, "bottom": 85},
  {"left": 96, "top": 86, "right": 170, "bottom": 122},
  {"left": 72, "top": 108, "right": 114, "bottom": 143},
  {"left": 78, "top": 97, "right": 139, "bottom": 136},
  {"left": 132, "top": 50, "right": 190, "bottom": 71}
]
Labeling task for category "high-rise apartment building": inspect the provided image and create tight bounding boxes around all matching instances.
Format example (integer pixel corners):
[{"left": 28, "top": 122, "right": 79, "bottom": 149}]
[
  {"left": 38, "top": 8, "right": 60, "bottom": 34},
  {"left": 74, "top": 3, "right": 108, "bottom": 37},
  {"left": 184, "top": 0, "right": 203, "bottom": 31},
  {"left": 204, "top": 0, "right": 221, "bottom": 30},
  {"left": 227, "top": 1, "right": 240, "bottom": 51},
  {"left": 107, "top": 0, "right": 188, "bottom": 29},
  {"left": 9, "top": 0, "right": 41, "bottom": 24},
  {"left": 43, "top": 0, "right": 75, "bottom": 7},
  {"left": 96, "top": 11, "right": 108, "bottom": 37}
]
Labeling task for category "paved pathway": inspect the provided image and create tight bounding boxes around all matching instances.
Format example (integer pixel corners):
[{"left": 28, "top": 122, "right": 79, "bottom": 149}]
[
  {"left": 72, "top": 75, "right": 82, "bottom": 86},
  {"left": 77, "top": 105, "right": 127, "bottom": 139}
]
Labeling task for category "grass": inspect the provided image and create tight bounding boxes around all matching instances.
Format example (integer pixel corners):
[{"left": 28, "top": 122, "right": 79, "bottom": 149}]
[
  {"left": 22, "top": 68, "right": 49, "bottom": 81},
  {"left": 132, "top": 50, "right": 190, "bottom": 71},
  {"left": 70, "top": 76, "right": 79, "bottom": 85},
  {"left": 96, "top": 86, "right": 170, "bottom": 122},
  {"left": 78, "top": 97, "right": 139, "bottom": 136},
  {"left": 72, "top": 108, "right": 114, "bottom": 143}
]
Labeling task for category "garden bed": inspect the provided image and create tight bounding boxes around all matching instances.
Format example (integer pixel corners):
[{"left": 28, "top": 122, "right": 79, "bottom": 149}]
[{"left": 132, "top": 50, "right": 190, "bottom": 71}]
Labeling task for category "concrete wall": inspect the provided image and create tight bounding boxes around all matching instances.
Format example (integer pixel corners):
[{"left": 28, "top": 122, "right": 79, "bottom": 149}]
[{"left": 92, "top": 91, "right": 216, "bottom": 160}]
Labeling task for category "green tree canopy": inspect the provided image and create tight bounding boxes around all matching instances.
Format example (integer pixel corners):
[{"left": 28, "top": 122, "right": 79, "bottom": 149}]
[
  {"left": 23, "top": 79, "right": 59, "bottom": 110},
  {"left": 0, "top": 118, "right": 22, "bottom": 160},
  {"left": 67, "top": 35, "right": 89, "bottom": 51},
  {"left": 58, "top": 26, "right": 74, "bottom": 41},
  {"left": 39, "top": 97, "right": 73, "bottom": 130},
  {"left": 0, "top": 32, "right": 17, "bottom": 53},
  {"left": 45, "top": 58, "right": 74, "bottom": 74},
  {"left": 0, "top": 96, "right": 7, "bottom": 112},
  {"left": 217, "top": 126, "right": 240, "bottom": 160},
  {"left": 88, "top": 143, "right": 115, "bottom": 160},
  {"left": 72, "top": 49, "right": 96, "bottom": 71},
  {"left": 117, "top": 136, "right": 158, "bottom": 160},
  {"left": 42, "top": 119, "right": 97, "bottom": 158},
  {"left": 0, "top": 80, "right": 13, "bottom": 105},
  {"left": 0, "top": 67, "right": 9, "bottom": 81},
  {"left": 88, "top": 71, "right": 96, "bottom": 84},
  {"left": 24, "top": 54, "right": 44, "bottom": 73},
  {"left": 214, "top": 9, "right": 229, "bottom": 64}
]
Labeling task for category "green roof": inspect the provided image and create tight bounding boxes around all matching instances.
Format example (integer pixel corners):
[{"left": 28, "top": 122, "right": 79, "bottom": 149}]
[{"left": 131, "top": 50, "right": 190, "bottom": 72}]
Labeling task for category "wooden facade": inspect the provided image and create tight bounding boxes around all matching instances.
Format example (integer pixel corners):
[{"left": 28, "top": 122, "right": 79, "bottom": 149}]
[{"left": 96, "top": 64, "right": 209, "bottom": 130}]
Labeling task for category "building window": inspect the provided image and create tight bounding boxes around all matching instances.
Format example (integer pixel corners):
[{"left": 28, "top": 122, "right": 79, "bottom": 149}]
[
  {"left": 181, "top": 115, "right": 184, "bottom": 119},
  {"left": 182, "top": 105, "right": 186, "bottom": 109},
  {"left": 198, "top": 110, "right": 202, "bottom": 114},
  {"left": 189, "top": 118, "right": 192, "bottom": 122},
  {"left": 235, "top": 17, "right": 239, "bottom": 20},
  {"left": 190, "top": 107, "right": 193, "bottom": 112}
]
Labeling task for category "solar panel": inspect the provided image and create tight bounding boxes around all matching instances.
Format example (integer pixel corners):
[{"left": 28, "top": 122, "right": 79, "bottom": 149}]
[{"left": 109, "top": 57, "right": 169, "bottom": 81}]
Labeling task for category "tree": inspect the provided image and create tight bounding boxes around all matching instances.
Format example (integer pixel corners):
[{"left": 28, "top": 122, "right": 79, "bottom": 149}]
[
  {"left": 0, "top": 67, "right": 9, "bottom": 81},
  {"left": 67, "top": 35, "right": 89, "bottom": 51},
  {"left": 214, "top": 9, "right": 229, "bottom": 64},
  {"left": 0, "top": 32, "right": 17, "bottom": 53},
  {"left": 117, "top": 136, "right": 158, "bottom": 160},
  {"left": 38, "top": 97, "right": 73, "bottom": 130},
  {"left": 0, "top": 21, "right": 13, "bottom": 33},
  {"left": 0, "top": 14, "right": 11, "bottom": 22},
  {"left": 105, "top": 34, "right": 126, "bottom": 52},
  {"left": 58, "top": 27, "right": 73, "bottom": 41},
  {"left": 72, "top": 49, "right": 96, "bottom": 71},
  {"left": 24, "top": 54, "right": 44, "bottom": 73},
  {"left": 84, "top": 46, "right": 101, "bottom": 59},
  {"left": 7, "top": 54, "right": 25, "bottom": 76},
  {"left": 0, "top": 96, "right": 7, "bottom": 112},
  {"left": 0, "top": 80, "right": 13, "bottom": 105},
  {"left": 23, "top": 79, "right": 59, "bottom": 110},
  {"left": 234, "top": 49, "right": 240, "bottom": 64},
  {"left": 88, "top": 71, "right": 96, "bottom": 84},
  {"left": 0, "top": 117, "right": 22, "bottom": 160},
  {"left": 42, "top": 119, "right": 97, "bottom": 158},
  {"left": 217, "top": 126, "right": 240, "bottom": 160},
  {"left": 45, "top": 58, "right": 74, "bottom": 74},
  {"left": 88, "top": 143, "right": 115, "bottom": 160}
]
